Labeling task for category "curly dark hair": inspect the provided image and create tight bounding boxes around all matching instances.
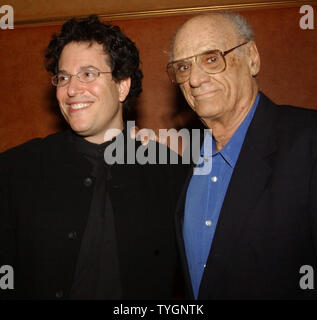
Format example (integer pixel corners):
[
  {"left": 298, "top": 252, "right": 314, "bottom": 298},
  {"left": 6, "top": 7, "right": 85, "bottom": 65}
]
[{"left": 45, "top": 15, "right": 143, "bottom": 115}]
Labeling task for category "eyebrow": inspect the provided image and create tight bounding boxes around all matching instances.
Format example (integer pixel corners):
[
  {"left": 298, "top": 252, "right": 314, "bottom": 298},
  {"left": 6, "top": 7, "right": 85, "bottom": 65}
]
[
  {"left": 58, "top": 65, "right": 101, "bottom": 73},
  {"left": 172, "top": 48, "right": 221, "bottom": 64}
]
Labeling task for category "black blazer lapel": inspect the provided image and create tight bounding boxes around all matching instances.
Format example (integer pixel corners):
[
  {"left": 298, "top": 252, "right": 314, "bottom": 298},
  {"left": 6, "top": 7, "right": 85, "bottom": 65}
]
[{"left": 199, "top": 93, "right": 279, "bottom": 297}]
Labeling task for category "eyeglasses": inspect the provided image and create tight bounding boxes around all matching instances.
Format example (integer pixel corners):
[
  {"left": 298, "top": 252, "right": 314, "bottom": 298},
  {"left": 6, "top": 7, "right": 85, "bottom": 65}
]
[
  {"left": 51, "top": 69, "right": 112, "bottom": 87},
  {"left": 166, "top": 41, "right": 249, "bottom": 84}
]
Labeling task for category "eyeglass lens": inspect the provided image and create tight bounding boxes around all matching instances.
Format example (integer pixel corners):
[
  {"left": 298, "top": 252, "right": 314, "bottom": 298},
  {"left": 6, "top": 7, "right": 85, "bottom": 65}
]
[{"left": 169, "top": 51, "right": 225, "bottom": 84}]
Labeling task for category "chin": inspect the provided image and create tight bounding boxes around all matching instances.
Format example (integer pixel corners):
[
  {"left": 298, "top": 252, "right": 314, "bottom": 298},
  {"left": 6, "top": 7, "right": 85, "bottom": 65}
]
[
  {"left": 195, "top": 101, "right": 218, "bottom": 115},
  {"left": 70, "top": 122, "right": 91, "bottom": 135}
]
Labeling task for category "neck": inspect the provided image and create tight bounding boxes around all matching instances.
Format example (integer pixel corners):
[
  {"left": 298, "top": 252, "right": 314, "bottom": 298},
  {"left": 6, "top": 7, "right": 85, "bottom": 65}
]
[
  {"left": 203, "top": 88, "right": 258, "bottom": 151},
  {"left": 83, "top": 121, "right": 124, "bottom": 145}
]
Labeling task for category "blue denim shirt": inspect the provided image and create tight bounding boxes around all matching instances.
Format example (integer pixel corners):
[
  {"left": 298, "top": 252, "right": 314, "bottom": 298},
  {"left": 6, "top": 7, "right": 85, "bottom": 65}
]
[{"left": 183, "top": 93, "right": 260, "bottom": 299}]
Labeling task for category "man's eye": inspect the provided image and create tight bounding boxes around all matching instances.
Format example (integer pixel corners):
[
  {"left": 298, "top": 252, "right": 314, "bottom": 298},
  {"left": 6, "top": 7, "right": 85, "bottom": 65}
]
[
  {"left": 81, "top": 71, "right": 97, "bottom": 79},
  {"left": 57, "top": 75, "right": 69, "bottom": 83},
  {"left": 204, "top": 54, "right": 218, "bottom": 64},
  {"left": 176, "top": 63, "right": 191, "bottom": 73}
]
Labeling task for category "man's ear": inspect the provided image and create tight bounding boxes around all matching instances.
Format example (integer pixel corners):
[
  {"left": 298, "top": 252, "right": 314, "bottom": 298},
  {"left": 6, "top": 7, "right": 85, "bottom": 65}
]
[
  {"left": 248, "top": 41, "right": 260, "bottom": 77},
  {"left": 118, "top": 77, "right": 131, "bottom": 102}
]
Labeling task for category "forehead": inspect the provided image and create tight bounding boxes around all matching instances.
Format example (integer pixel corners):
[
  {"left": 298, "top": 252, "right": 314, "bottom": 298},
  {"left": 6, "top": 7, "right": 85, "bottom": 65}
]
[
  {"left": 58, "top": 41, "right": 109, "bottom": 71},
  {"left": 173, "top": 15, "right": 237, "bottom": 61}
]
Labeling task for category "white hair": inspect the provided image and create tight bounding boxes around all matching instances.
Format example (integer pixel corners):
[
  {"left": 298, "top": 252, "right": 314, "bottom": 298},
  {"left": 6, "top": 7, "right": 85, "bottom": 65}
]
[
  {"left": 169, "top": 12, "right": 254, "bottom": 61},
  {"left": 222, "top": 12, "right": 254, "bottom": 41}
]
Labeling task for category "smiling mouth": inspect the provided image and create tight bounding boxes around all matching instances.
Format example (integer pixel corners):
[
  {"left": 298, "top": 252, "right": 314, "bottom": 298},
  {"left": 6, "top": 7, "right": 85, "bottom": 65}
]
[
  {"left": 193, "top": 90, "right": 220, "bottom": 99},
  {"left": 67, "top": 102, "right": 92, "bottom": 112}
]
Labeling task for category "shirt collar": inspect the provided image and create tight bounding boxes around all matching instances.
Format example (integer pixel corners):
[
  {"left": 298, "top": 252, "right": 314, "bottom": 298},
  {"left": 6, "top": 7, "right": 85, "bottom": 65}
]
[
  {"left": 72, "top": 127, "right": 126, "bottom": 159},
  {"left": 201, "top": 93, "right": 260, "bottom": 167}
]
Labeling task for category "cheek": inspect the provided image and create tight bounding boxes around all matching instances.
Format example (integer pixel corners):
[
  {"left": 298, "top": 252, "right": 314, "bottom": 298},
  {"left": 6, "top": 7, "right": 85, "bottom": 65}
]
[
  {"left": 180, "top": 86, "right": 191, "bottom": 105},
  {"left": 109, "top": 82, "right": 120, "bottom": 100},
  {"left": 216, "top": 70, "right": 240, "bottom": 96},
  {"left": 225, "top": 57, "right": 248, "bottom": 91},
  {"left": 56, "top": 88, "right": 66, "bottom": 105},
  {"left": 228, "top": 55, "right": 239, "bottom": 66},
  {"left": 89, "top": 82, "right": 118, "bottom": 103},
  {"left": 180, "top": 85, "right": 192, "bottom": 100},
  {"left": 226, "top": 74, "right": 245, "bottom": 97},
  {"left": 86, "top": 83, "right": 100, "bottom": 97}
]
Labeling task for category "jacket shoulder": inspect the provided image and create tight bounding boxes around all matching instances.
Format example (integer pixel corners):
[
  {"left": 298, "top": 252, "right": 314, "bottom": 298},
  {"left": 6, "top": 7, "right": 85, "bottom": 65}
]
[
  {"left": 0, "top": 131, "right": 69, "bottom": 167},
  {"left": 278, "top": 104, "right": 317, "bottom": 122},
  {"left": 259, "top": 94, "right": 317, "bottom": 159},
  {"left": 276, "top": 105, "right": 317, "bottom": 143},
  {"left": 261, "top": 93, "right": 317, "bottom": 124},
  {"left": 258, "top": 93, "right": 317, "bottom": 134}
]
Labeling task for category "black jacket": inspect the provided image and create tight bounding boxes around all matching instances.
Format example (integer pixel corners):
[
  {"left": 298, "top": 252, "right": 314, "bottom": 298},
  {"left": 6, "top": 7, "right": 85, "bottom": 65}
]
[
  {"left": 0, "top": 130, "right": 189, "bottom": 299},
  {"left": 175, "top": 93, "right": 317, "bottom": 299}
]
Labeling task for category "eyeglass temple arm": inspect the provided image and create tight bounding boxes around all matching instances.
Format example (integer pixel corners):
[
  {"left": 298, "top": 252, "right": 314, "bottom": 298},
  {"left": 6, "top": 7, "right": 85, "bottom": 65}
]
[{"left": 223, "top": 41, "right": 249, "bottom": 56}]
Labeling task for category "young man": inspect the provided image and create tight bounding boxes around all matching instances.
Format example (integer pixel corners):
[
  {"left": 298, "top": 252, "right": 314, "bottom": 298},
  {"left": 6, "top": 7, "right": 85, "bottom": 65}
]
[{"left": 0, "top": 15, "right": 187, "bottom": 300}]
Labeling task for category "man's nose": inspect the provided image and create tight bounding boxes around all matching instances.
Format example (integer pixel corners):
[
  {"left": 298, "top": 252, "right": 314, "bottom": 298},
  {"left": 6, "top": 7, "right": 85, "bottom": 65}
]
[
  {"left": 67, "top": 76, "right": 85, "bottom": 96},
  {"left": 188, "top": 62, "right": 210, "bottom": 88}
]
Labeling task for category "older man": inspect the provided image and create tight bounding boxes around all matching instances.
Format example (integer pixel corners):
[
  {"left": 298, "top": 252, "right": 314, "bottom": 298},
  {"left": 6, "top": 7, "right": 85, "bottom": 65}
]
[
  {"left": 0, "top": 15, "right": 187, "bottom": 300},
  {"left": 167, "top": 12, "right": 317, "bottom": 299}
]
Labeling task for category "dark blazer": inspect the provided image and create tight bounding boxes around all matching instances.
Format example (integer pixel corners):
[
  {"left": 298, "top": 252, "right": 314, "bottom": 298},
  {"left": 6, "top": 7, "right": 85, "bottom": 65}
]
[
  {"left": 175, "top": 93, "right": 317, "bottom": 299},
  {"left": 0, "top": 130, "right": 188, "bottom": 300}
]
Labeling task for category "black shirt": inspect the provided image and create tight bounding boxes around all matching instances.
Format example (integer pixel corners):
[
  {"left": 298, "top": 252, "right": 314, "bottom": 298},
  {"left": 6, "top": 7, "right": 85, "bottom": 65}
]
[{"left": 69, "top": 132, "right": 122, "bottom": 299}]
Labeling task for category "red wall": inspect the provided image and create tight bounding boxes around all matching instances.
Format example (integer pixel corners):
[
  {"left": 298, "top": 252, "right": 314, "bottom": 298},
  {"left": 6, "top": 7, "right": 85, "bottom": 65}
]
[{"left": 0, "top": 7, "right": 316, "bottom": 152}]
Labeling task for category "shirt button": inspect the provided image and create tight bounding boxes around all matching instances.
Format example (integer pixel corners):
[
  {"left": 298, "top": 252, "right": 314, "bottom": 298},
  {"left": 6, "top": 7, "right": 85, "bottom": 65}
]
[
  {"left": 204, "top": 264, "right": 206, "bottom": 268},
  {"left": 68, "top": 231, "right": 77, "bottom": 240},
  {"left": 83, "top": 177, "right": 93, "bottom": 187},
  {"left": 205, "top": 220, "right": 212, "bottom": 227},
  {"left": 56, "top": 290, "right": 63, "bottom": 299},
  {"left": 211, "top": 176, "right": 218, "bottom": 182}
]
